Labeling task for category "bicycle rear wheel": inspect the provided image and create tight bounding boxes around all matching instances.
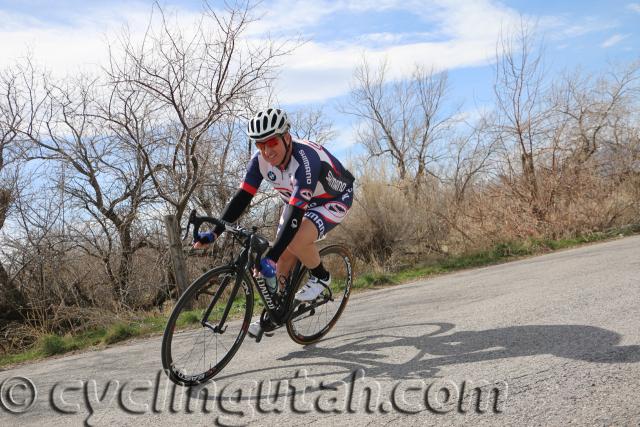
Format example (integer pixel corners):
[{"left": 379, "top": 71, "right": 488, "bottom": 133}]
[
  {"left": 161, "top": 265, "right": 253, "bottom": 386},
  {"left": 286, "top": 245, "right": 353, "bottom": 345}
]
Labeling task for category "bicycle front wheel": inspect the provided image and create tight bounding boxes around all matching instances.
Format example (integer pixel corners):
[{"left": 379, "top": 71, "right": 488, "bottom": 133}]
[
  {"left": 161, "top": 265, "right": 253, "bottom": 386},
  {"left": 286, "top": 245, "right": 353, "bottom": 345}
]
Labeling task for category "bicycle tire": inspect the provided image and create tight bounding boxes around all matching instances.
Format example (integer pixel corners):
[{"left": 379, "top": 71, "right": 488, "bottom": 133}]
[
  {"left": 161, "top": 265, "right": 253, "bottom": 386},
  {"left": 286, "top": 244, "right": 353, "bottom": 345}
]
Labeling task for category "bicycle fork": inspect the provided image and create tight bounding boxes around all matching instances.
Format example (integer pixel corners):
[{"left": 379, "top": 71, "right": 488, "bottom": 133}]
[{"left": 200, "top": 271, "right": 242, "bottom": 335}]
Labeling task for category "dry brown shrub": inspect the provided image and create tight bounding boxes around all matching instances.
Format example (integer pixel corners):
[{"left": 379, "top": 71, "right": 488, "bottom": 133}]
[
  {"left": 455, "top": 158, "right": 640, "bottom": 249},
  {"left": 336, "top": 171, "right": 448, "bottom": 269}
]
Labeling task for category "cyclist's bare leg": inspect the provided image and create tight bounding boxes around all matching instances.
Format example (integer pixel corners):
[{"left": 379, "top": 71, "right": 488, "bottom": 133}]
[
  {"left": 276, "top": 218, "right": 320, "bottom": 289},
  {"left": 276, "top": 249, "right": 297, "bottom": 292},
  {"left": 285, "top": 218, "right": 321, "bottom": 266}
]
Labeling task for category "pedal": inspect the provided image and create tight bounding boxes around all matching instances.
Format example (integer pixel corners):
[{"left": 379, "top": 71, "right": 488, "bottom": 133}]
[
  {"left": 261, "top": 322, "right": 276, "bottom": 337},
  {"left": 259, "top": 308, "right": 278, "bottom": 338}
]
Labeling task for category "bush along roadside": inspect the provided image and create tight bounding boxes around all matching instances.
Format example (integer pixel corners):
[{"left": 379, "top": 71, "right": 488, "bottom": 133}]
[
  {"left": 2, "top": 224, "right": 639, "bottom": 368},
  {"left": 351, "top": 224, "right": 640, "bottom": 290}
]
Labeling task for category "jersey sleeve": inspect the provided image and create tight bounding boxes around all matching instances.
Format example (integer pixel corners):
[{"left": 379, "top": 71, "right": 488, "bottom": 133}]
[
  {"left": 289, "top": 145, "right": 321, "bottom": 209},
  {"left": 212, "top": 189, "right": 253, "bottom": 236},
  {"left": 240, "top": 151, "right": 263, "bottom": 195}
]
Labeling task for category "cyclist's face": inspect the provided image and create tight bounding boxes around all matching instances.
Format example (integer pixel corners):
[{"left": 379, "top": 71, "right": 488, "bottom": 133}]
[{"left": 256, "top": 134, "right": 286, "bottom": 166}]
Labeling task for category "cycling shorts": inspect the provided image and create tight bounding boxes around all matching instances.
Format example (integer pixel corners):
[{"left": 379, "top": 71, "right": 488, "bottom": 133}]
[{"left": 279, "top": 187, "right": 353, "bottom": 239}]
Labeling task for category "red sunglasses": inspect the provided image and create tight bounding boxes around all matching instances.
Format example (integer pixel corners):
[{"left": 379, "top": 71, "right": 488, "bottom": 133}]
[{"left": 255, "top": 135, "right": 281, "bottom": 150}]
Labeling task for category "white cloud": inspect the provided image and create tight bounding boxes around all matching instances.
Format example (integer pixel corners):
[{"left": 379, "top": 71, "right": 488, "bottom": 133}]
[
  {"left": 421, "top": 0, "right": 522, "bottom": 40},
  {"left": 355, "top": 32, "right": 437, "bottom": 46},
  {"left": 601, "top": 33, "right": 630, "bottom": 48},
  {"left": 266, "top": 0, "right": 523, "bottom": 103},
  {"left": 0, "top": 3, "right": 202, "bottom": 75},
  {"left": 553, "top": 18, "right": 617, "bottom": 39},
  {"left": 242, "top": 0, "right": 344, "bottom": 37},
  {"left": 0, "top": 0, "right": 572, "bottom": 106},
  {"left": 272, "top": 36, "right": 498, "bottom": 104},
  {"left": 628, "top": 3, "right": 640, "bottom": 13}
]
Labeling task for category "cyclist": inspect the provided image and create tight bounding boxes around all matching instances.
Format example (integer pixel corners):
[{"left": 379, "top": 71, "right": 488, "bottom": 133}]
[{"left": 193, "top": 108, "right": 355, "bottom": 337}]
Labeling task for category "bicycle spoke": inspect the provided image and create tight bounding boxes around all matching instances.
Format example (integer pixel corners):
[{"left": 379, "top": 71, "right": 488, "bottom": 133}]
[
  {"left": 287, "top": 246, "right": 352, "bottom": 344},
  {"left": 162, "top": 266, "right": 253, "bottom": 385}
]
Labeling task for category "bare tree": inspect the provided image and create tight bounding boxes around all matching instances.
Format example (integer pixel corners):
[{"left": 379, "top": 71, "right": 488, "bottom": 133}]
[
  {"left": 555, "top": 62, "right": 640, "bottom": 165},
  {"left": 289, "top": 106, "right": 336, "bottom": 145},
  {"left": 4, "top": 177, "right": 101, "bottom": 330},
  {"left": 193, "top": 116, "right": 248, "bottom": 216},
  {"left": 105, "top": 2, "right": 293, "bottom": 223},
  {"left": 12, "top": 66, "right": 156, "bottom": 306},
  {"left": 343, "top": 57, "right": 455, "bottom": 195},
  {"left": 0, "top": 65, "right": 27, "bottom": 323},
  {"left": 450, "top": 116, "right": 496, "bottom": 206},
  {"left": 492, "top": 21, "right": 549, "bottom": 218}
]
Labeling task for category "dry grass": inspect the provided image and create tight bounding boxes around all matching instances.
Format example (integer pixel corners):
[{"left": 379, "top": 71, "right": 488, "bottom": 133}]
[{"left": 337, "top": 156, "right": 640, "bottom": 270}]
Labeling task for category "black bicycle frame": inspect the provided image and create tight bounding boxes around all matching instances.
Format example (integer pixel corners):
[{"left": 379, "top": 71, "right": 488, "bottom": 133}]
[{"left": 185, "top": 209, "right": 329, "bottom": 334}]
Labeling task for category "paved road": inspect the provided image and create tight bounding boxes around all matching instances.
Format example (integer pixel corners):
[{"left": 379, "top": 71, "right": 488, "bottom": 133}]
[{"left": 2, "top": 235, "right": 640, "bottom": 426}]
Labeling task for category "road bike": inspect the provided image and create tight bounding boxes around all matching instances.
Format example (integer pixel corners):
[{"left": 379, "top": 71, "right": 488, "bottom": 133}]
[{"left": 161, "top": 210, "right": 353, "bottom": 386}]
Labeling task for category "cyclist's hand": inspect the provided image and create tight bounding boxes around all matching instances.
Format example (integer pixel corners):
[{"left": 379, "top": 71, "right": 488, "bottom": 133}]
[{"left": 193, "top": 231, "right": 216, "bottom": 249}]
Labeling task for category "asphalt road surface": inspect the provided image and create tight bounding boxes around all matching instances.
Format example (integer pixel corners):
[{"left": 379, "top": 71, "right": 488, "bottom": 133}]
[{"left": 2, "top": 235, "right": 639, "bottom": 426}]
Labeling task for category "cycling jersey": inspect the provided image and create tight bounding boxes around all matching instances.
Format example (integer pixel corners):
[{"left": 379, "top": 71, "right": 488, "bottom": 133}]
[
  {"left": 212, "top": 138, "right": 354, "bottom": 262},
  {"left": 240, "top": 139, "right": 355, "bottom": 210}
]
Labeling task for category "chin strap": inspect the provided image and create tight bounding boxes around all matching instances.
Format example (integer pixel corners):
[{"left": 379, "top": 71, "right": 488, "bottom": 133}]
[{"left": 277, "top": 135, "right": 293, "bottom": 169}]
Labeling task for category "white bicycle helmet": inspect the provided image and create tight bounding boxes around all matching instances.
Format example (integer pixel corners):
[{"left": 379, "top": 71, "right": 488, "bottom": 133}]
[{"left": 247, "top": 108, "right": 290, "bottom": 141}]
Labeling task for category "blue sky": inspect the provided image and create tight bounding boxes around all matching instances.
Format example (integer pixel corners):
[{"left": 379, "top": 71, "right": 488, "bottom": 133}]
[{"left": 1, "top": 0, "right": 638, "bottom": 154}]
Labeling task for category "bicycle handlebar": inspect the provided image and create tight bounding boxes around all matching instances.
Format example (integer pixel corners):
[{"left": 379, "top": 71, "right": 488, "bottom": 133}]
[
  {"left": 183, "top": 209, "right": 251, "bottom": 241},
  {"left": 184, "top": 209, "right": 270, "bottom": 270}
]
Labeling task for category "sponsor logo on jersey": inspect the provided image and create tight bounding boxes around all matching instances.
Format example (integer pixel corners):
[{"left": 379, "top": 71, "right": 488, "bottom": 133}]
[
  {"left": 326, "top": 169, "right": 347, "bottom": 192},
  {"left": 341, "top": 188, "right": 352, "bottom": 201},
  {"left": 267, "top": 171, "right": 276, "bottom": 181},
  {"left": 299, "top": 149, "right": 312, "bottom": 185},
  {"left": 325, "top": 201, "right": 348, "bottom": 218},
  {"left": 300, "top": 189, "right": 313, "bottom": 200},
  {"left": 306, "top": 211, "right": 325, "bottom": 237}
]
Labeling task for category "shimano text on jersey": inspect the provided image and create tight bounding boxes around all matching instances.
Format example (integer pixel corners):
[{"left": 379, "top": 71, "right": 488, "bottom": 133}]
[
  {"left": 299, "top": 149, "right": 312, "bottom": 185},
  {"left": 326, "top": 169, "right": 347, "bottom": 192}
]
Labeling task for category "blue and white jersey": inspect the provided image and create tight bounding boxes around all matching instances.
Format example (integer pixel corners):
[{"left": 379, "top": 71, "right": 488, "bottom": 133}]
[{"left": 240, "top": 139, "right": 354, "bottom": 209}]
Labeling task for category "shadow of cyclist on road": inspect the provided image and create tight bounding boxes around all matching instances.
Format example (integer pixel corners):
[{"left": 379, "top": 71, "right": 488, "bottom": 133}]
[
  {"left": 276, "top": 322, "right": 640, "bottom": 380},
  {"left": 193, "top": 322, "right": 639, "bottom": 403}
]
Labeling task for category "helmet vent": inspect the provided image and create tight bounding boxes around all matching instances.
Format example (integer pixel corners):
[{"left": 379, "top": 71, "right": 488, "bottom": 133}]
[{"left": 246, "top": 107, "right": 290, "bottom": 140}]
